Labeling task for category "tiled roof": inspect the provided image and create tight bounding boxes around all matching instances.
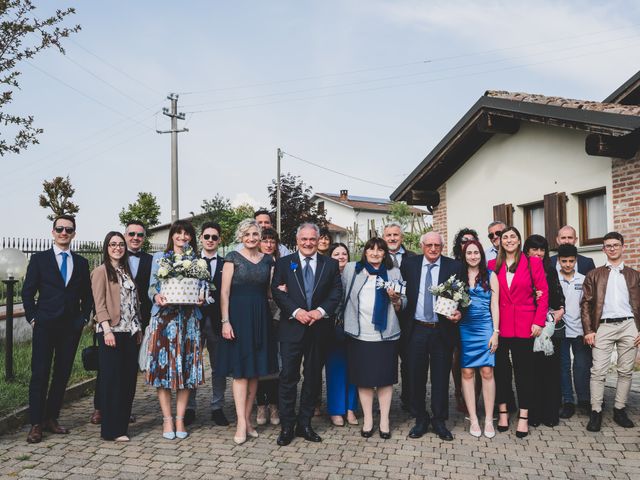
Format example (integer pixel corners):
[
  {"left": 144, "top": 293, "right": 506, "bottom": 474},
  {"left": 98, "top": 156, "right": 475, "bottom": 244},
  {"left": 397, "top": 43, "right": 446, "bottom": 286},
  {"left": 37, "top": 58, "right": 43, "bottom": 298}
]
[
  {"left": 485, "top": 90, "right": 640, "bottom": 117},
  {"left": 316, "top": 193, "right": 427, "bottom": 214}
]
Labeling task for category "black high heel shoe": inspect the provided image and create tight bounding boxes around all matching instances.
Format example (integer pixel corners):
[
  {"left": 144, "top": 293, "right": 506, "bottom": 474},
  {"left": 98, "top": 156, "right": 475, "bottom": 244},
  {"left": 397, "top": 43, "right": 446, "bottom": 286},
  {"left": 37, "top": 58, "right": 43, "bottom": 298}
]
[
  {"left": 379, "top": 428, "right": 391, "bottom": 440},
  {"left": 497, "top": 410, "right": 510, "bottom": 433},
  {"left": 516, "top": 415, "right": 529, "bottom": 438},
  {"left": 361, "top": 428, "right": 373, "bottom": 438}
]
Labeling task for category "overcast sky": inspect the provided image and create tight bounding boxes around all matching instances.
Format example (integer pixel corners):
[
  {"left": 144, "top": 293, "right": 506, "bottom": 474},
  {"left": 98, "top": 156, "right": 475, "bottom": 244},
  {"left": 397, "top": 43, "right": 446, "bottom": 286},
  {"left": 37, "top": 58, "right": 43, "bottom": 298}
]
[{"left": 3, "top": 0, "right": 640, "bottom": 240}]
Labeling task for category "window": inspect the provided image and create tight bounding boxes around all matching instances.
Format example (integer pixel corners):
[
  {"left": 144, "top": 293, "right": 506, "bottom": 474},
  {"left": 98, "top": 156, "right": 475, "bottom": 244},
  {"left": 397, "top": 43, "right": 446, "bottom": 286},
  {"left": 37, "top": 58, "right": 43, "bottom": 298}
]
[
  {"left": 317, "top": 201, "right": 325, "bottom": 215},
  {"left": 524, "top": 202, "right": 544, "bottom": 237},
  {"left": 579, "top": 189, "right": 607, "bottom": 245}
]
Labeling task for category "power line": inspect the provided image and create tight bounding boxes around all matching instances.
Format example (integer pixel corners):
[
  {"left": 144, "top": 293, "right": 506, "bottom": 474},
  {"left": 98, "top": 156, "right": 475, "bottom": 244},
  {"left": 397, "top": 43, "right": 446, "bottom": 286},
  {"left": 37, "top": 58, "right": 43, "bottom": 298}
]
[{"left": 281, "top": 151, "right": 395, "bottom": 189}]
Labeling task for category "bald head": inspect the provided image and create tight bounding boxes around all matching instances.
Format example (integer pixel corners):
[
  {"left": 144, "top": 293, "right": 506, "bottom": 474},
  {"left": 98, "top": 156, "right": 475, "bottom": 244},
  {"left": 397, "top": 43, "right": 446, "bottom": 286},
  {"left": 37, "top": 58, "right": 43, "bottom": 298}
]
[
  {"left": 556, "top": 225, "right": 578, "bottom": 246},
  {"left": 421, "top": 231, "right": 444, "bottom": 263}
]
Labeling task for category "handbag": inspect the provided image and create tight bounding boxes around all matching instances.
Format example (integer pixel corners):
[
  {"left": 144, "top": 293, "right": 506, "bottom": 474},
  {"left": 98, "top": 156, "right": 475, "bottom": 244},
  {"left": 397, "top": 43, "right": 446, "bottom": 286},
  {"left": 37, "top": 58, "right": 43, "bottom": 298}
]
[
  {"left": 81, "top": 333, "right": 99, "bottom": 371},
  {"left": 138, "top": 324, "right": 153, "bottom": 372},
  {"left": 533, "top": 313, "right": 556, "bottom": 356}
]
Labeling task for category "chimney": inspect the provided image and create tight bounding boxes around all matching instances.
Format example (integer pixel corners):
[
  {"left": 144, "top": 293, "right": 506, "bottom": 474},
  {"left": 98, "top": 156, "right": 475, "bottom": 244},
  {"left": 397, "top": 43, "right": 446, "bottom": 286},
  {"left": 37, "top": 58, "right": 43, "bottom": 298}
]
[{"left": 339, "top": 189, "right": 348, "bottom": 201}]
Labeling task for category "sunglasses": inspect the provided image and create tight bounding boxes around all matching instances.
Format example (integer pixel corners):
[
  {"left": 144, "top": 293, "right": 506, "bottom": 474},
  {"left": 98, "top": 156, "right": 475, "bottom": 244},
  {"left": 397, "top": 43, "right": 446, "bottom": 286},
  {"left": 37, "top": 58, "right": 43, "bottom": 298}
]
[
  {"left": 488, "top": 230, "right": 503, "bottom": 240},
  {"left": 127, "top": 231, "right": 145, "bottom": 238},
  {"left": 54, "top": 226, "right": 75, "bottom": 234},
  {"left": 202, "top": 234, "right": 220, "bottom": 241}
]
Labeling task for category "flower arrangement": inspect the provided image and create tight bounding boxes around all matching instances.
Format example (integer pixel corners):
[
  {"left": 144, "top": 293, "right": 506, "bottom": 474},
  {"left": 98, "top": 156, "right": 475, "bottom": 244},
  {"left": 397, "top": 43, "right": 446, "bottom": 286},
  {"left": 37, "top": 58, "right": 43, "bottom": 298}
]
[
  {"left": 375, "top": 277, "right": 407, "bottom": 295},
  {"left": 155, "top": 246, "right": 211, "bottom": 281},
  {"left": 429, "top": 275, "right": 472, "bottom": 308}
]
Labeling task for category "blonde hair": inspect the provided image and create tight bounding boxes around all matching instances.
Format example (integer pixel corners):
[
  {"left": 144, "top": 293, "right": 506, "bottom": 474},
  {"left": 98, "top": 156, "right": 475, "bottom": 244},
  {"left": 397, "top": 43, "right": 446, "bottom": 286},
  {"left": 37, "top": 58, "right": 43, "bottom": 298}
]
[{"left": 235, "top": 219, "right": 261, "bottom": 243}]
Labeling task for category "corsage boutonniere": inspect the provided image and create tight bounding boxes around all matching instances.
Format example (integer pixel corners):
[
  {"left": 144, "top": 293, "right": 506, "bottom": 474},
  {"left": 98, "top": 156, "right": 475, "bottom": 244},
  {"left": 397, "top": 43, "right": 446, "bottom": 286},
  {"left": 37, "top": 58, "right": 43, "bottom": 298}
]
[{"left": 290, "top": 260, "right": 299, "bottom": 273}]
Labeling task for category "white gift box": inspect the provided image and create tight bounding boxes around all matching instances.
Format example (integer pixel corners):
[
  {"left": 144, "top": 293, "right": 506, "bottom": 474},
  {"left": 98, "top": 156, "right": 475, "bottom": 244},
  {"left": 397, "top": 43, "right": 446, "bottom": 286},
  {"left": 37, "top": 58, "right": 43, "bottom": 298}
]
[
  {"left": 160, "top": 277, "right": 201, "bottom": 305},
  {"left": 434, "top": 296, "right": 458, "bottom": 317}
]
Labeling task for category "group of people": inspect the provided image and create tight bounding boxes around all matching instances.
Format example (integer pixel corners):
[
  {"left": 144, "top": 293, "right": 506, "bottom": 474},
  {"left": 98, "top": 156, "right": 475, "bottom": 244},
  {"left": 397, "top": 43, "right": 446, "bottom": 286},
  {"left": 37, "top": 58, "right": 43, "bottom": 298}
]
[{"left": 21, "top": 210, "right": 639, "bottom": 446}]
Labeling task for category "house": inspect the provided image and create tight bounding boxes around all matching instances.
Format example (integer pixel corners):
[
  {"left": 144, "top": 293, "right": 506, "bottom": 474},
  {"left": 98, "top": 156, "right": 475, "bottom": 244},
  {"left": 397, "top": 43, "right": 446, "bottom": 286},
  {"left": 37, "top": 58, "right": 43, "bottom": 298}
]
[
  {"left": 391, "top": 71, "right": 640, "bottom": 268},
  {"left": 312, "top": 190, "right": 430, "bottom": 245}
]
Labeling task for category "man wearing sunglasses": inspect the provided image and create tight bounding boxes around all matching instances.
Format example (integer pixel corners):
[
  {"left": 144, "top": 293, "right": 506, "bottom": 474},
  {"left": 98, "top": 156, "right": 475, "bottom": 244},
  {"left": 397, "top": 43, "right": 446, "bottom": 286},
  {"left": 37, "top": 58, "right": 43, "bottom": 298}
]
[
  {"left": 485, "top": 221, "right": 505, "bottom": 262},
  {"left": 186, "top": 222, "right": 229, "bottom": 427},
  {"left": 22, "top": 215, "right": 93, "bottom": 443}
]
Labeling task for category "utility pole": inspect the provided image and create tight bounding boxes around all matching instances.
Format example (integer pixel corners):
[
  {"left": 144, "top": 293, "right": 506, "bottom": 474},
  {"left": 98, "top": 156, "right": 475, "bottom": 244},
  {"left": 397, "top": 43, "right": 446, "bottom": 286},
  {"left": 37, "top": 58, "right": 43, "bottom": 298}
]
[
  {"left": 157, "top": 93, "right": 188, "bottom": 222},
  {"left": 276, "top": 148, "right": 283, "bottom": 236}
]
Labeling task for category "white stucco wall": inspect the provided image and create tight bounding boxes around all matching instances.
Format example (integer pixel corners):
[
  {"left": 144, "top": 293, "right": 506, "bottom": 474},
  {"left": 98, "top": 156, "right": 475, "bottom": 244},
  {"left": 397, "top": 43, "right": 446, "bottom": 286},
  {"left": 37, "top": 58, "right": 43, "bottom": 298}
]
[
  {"left": 445, "top": 123, "right": 611, "bottom": 266},
  {"left": 316, "top": 200, "right": 392, "bottom": 242}
]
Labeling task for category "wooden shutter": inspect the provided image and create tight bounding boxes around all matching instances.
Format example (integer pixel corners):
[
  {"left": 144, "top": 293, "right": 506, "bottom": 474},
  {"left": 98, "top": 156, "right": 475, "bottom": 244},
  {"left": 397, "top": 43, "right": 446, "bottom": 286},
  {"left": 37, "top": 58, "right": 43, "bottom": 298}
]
[
  {"left": 493, "top": 203, "right": 513, "bottom": 226},
  {"left": 544, "top": 192, "right": 567, "bottom": 249}
]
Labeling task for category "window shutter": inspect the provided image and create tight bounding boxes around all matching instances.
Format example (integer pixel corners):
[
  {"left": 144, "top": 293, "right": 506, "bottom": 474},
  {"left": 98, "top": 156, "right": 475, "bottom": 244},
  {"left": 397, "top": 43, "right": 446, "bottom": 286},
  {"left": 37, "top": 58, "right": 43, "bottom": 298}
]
[
  {"left": 543, "top": 192, "right": 567, "bottom": 249},
  {"left": 493, "top": 203, "right": 513, "bottom": 226}
]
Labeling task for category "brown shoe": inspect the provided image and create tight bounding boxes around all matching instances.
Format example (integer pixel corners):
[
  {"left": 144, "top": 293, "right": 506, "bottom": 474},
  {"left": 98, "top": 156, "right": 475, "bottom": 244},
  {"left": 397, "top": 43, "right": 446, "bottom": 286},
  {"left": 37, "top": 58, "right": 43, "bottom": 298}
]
[
  {"left": 90, "top": 410, "right": 102, "bottom": 425},
  {"left": 44, "top": 419, "right": 70, "bottom": 434},
  {"left": 27, "top": 424, "right": 42, "bottom": 443}
]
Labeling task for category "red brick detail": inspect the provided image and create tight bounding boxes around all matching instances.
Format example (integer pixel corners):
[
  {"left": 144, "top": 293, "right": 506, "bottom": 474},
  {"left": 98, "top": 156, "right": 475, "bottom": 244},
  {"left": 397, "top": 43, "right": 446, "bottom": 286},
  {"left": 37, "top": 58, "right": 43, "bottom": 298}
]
[
  {"left": 431, "top": 184, "right": 448, "bottom": 254},
  {"left": 612, "top": 152, "right": 640, "bottom": 270}
]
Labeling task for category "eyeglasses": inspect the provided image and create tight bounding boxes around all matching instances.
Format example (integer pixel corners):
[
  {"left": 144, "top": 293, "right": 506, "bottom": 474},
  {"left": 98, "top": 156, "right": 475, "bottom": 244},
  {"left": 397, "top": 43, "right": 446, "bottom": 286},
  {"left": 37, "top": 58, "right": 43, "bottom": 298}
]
[
  {"left": 108, "top": 242, "right": 125, "bottom": 249},
  {"left": 603, "top": 243, "right": 622, "bottom": 250},
  {"left": 488, "top": 231, "right": 503, "bottom": 240},
  {"left": 261, "top": 239, "right": 276, "bottom": 244},
  {"left": 202, "top": 234, "right": 220, "bottom": 241},
  {"left": 422, "top": 243, "right": 442, "bottom": 249},
  {"left": 127, "top": 231, "right": 145, "bottom": 238},
  {"left": 461, "top": 237, "right": 475, "bottom": 243},
  {"left": 54, "top": 226, "right": 75, "bottom": 234}
]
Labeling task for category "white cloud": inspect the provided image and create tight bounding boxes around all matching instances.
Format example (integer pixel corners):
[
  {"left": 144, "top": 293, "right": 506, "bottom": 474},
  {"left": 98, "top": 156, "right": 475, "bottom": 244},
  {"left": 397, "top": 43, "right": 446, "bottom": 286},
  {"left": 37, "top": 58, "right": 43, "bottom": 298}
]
[{"left": 231, "top": 192, "right": 261, "bottom": 209}]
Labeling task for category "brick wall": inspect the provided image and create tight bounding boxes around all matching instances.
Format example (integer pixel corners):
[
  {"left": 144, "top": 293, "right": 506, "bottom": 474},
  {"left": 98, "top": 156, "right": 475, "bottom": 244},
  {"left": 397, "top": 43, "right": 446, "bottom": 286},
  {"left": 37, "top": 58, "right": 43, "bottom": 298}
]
[
  {"left": 612, "top": 151, "right": 640, "bottom": 270},
  {"left": 431, "top": 183, "right": 448, "bottom": 254}
]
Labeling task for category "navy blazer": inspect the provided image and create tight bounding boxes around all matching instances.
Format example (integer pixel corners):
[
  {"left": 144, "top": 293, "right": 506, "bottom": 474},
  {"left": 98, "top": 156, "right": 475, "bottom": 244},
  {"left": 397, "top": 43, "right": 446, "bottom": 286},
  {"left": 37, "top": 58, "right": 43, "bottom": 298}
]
[
  {"left": 22, "top": 249, "right": 93, "bottom": 329},
  {"left": 202, "top": 254, "right": 224, "bottom": 332},
  {"left": 271, "top": 253, "right": 342, "bottom": 343},
  {"left": 400, "top": 254, "right": 463, "bottom": 347},
  {"left": 133, "top": 251, "right": 153, "bottom": 327},
  {"left": 550, "top": 253, "right": 596, "bottom": 276}
]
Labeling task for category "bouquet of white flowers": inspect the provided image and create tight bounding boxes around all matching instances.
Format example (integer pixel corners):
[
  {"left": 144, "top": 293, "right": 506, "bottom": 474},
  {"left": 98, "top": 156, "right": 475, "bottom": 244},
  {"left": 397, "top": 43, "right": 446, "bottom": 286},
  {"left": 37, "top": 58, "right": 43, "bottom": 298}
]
[
  {"left": 155, "top": 247, "right": 210, "bottom": 304},
  {"left": 429, "top": 275, "right": 471, "bottom": 316}
]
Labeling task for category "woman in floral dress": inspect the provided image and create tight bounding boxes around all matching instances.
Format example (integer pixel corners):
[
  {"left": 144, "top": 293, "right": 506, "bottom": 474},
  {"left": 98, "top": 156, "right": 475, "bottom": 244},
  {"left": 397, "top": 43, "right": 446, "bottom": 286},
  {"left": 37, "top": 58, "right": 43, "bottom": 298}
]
[{"left": 146, "top": 220, "right": 205, "bottom": 440}]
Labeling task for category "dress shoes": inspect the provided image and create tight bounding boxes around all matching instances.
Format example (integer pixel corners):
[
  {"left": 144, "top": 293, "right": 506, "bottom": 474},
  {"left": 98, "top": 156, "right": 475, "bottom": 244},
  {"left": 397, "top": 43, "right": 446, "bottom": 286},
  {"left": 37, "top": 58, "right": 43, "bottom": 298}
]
[
  {"left": 26, "top": 424, "right": 42, "bottom": 444},
  {"left": 211, "top": 409, "right": 230, "bottom": 426},
  {"left": 613, "top": 408, "right": 635, "bottom": 428},
  {"left": 379, "top": 429, "right": 391, "bottom": 440},
  {"left": 432, "top": 423, "right": 453, "bottom": 441},
  {"left": 586, "top": 410, "right": 602, "bottom": 432},
  {"left": 44, "top": 419, "right": 69, "bottom": 434},
  {"left": 408, "top": 421, "right": 429, "bottom": 439},
  {"left": 361, "top": 428, "right": 374, "bottom": 438},
  {"left": 90, "top": 409, "right": 102, "bottom": 425},
  {"left": 559, "top": 403, "right": 575, "bottom": 419},
  {"left": 277, "top": 426, "right": 295, "bottom": 446},
  {"left": 184, "top": 409, "right": 196, "bottom": 426},
  {"left": 295, "top": 424, "right": 322, "bottom": 442}
]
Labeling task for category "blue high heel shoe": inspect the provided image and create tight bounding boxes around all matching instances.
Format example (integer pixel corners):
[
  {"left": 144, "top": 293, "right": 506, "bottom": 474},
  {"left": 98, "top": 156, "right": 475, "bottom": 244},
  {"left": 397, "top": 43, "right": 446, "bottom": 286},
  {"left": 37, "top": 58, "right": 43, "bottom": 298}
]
[
  {"left": 162, "top": 416, "right": 175, "bottom": 440},
  {"left": 175, "top": 416, "right": 189, "bottom": 439}
]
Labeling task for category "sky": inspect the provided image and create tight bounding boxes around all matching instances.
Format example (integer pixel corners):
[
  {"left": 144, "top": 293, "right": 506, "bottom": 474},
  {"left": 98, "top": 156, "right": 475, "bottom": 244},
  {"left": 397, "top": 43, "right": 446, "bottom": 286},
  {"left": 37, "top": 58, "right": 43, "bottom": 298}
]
[{"left": 3, "top": 0, "right": 640, "bottom": 240}]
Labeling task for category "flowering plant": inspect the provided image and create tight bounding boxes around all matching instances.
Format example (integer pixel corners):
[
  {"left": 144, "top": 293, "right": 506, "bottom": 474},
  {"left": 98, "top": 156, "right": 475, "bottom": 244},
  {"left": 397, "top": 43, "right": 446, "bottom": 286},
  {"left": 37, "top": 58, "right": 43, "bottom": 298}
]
[
  {"left": 375, "top": 277, "right": 407, "bottom": 295},
  {"left": 428, "top": 275, "right": 471, "bottom": 307},
  {"left": 155, "top": 246, "right": 211, "bottom": 281},
  {"left": 290, "top": 260, "right": 298, "bottom": 272}
]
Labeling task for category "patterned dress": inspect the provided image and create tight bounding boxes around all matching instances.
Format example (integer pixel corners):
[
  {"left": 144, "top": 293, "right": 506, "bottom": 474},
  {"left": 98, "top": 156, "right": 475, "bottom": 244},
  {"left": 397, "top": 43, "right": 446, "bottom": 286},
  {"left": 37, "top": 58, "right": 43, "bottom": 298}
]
[{"left": 146, "top": 251, "right": 204, "bottom": 390}]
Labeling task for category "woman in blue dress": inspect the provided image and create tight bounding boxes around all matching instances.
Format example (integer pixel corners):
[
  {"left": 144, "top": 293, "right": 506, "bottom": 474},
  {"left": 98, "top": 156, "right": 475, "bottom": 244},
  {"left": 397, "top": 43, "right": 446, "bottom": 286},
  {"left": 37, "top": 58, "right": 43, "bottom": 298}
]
[{"left": 458, "top": 240, "right": 499, "bottom": 439}]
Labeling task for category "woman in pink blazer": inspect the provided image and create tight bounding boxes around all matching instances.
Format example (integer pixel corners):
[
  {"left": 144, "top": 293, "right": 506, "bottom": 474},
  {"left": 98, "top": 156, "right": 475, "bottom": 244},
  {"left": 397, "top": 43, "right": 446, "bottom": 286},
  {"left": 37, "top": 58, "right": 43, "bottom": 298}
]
[{"left": 487, "top": 226, "right": 548, "bottom": 438}]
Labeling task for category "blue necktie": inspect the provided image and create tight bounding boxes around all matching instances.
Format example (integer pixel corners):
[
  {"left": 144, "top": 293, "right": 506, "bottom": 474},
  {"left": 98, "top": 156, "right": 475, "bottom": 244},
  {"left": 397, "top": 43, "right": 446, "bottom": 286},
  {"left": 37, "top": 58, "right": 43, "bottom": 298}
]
[
  {"left": 423, "top": 263, "right": 436, "bottom": 322},
  {"left": 303, "top": 256, "right": 314, "bottom": 310},
  {"left": 60, "top": 252, "right": 68, "bottom": 286}
]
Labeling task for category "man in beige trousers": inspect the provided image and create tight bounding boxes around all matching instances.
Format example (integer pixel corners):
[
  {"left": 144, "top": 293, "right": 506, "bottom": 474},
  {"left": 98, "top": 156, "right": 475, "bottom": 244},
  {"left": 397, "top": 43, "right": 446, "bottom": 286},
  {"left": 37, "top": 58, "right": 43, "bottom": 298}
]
[{"left": 581, "top": 231, "right": 640, "bottom": 432}]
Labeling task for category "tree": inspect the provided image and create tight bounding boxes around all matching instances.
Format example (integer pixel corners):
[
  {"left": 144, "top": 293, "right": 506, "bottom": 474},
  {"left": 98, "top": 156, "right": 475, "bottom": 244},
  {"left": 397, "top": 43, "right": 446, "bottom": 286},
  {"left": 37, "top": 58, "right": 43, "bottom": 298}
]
[
  {"left": 387, "top": 201, "right": 413, "bottom": 228},
  {"left": 267, "top": 173, "right": 327, "bottom": 248},
  {"left": 119, "top": 192, "right": 161, "bottom": 251},
  {"left": 38, "top": 175, "right": 79, "bottom": 220},
  {"left": 197, "top": 194, "right": 255, "bottom": 247},
  {"left": 1, "top": 1, "right": 80, "bottom": 156},
  {"left": 385, "top": 201, "right": 431, "bottom": 252}
]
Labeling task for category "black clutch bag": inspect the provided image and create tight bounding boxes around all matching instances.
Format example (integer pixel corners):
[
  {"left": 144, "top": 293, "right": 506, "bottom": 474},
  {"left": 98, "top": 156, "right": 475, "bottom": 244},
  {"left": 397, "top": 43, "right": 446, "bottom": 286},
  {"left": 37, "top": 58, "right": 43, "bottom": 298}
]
[{"left": 82, "top": 334, "right": 99, "bottom": 371}]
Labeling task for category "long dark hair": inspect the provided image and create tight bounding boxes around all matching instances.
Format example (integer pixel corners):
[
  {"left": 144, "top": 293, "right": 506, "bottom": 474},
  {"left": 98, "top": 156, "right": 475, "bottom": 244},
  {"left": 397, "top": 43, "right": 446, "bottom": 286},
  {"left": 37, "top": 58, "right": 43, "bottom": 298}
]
[
  {"left": 261, "top": 227, "right": 281, "bottom": 260},
  {"left": 102, "top": 231, "right": 132, "bottom": 283},
  {"left": 165, "top": 220, "right": 198, "bottom": 254},
  {"left": 460, "top": 240, "right": 490, "bottom": 291},
  {"left": 452, "top": 228, "right": 479, "bottom": 261},
  {"left": 523, "top": 234, "right": 551, "bottom": 271},
  {"left": 494, "top": 226, "right": 522, "bottom": 274},
  {"left": 359, "top": 237, "right": 393, "bottom": 269}
]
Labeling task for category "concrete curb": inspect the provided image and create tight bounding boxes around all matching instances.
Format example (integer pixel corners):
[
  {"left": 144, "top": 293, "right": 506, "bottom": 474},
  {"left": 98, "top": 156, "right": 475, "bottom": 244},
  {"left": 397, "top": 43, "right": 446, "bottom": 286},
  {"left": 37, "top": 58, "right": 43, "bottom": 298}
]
[{"left": 0, "top": 376, "right": 96, "bottom": 436}]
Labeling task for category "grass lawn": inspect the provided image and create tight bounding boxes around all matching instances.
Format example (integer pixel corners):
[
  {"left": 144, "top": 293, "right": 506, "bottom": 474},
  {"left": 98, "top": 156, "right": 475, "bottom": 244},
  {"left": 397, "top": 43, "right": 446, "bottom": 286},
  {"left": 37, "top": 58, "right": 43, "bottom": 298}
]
[{"left": 0, "top": 328, "right": 96, "bottom": 418}]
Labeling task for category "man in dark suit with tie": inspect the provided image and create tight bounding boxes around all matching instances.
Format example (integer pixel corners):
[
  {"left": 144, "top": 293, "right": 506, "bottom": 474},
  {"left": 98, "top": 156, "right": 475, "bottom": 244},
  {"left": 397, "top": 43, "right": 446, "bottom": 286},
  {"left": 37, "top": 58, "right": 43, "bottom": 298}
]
[
  {"left": 22, "top": 215, "right": 93, "bottom": 443},
  {"left": 271, "top": 223, "right": 342, "bottom": 446},
  {"left": 550, "top": 225, "right": 596, "bottom": 275},
  {"left": 400, "top": 231, "right": 463, "bottom": 441},
  {"left": 185, "top": 222, "right": 229, "bottom": 426},
  {"left": 90, "top": 220, "right": 153, "bottom": 425}
]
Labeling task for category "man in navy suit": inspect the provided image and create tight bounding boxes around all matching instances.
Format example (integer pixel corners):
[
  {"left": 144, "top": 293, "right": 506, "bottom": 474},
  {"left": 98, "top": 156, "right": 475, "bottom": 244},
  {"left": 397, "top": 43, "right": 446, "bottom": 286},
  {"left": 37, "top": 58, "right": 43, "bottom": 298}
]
[
  {"left": 90, "top": 220, "right": 153, "bottom": 425},
  {"left": 550, "top": 225, "right": 596, "bottom": 275},
  {"left": 185, "top": 222, "right": 229, "bottom": 426},
  {"left": 400, "top": 231, "right": 463, "bottom": 441},
  {"left": 271, "top": 223, "right": 342, "bottom": 446},
  {"left": 22, "top": 215, "right": 93, "bottom": 443}
]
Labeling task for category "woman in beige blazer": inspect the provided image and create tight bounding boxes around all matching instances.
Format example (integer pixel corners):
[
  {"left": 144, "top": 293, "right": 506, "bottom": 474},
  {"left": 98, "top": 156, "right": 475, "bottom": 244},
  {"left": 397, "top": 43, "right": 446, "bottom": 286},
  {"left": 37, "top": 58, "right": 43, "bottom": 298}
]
[{"left": 91, "top": 231, "right": 141, "bottom": 442}]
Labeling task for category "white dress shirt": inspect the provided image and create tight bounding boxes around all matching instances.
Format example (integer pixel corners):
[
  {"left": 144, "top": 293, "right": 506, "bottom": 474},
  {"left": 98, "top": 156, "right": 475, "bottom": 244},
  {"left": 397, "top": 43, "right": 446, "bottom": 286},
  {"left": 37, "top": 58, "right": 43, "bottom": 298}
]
[
  {"left": 485, "top": 246, "right": 498, "bottom": 263},
  {"left": 415, "top": 256, "right": 441, "bottom": 322},
  {"left": 292, "top": 251, "right": 326, "bottom": 318},
  {"left": 53, "top": 244, "right": 73, "bottom": 286},
  {"left": 559, "top": 270, "right": 585, "bottom": 338},
  {"left": 601, "top": 262, "right": 634, "bottom": 319},
  {"left": 127, "top": 251, "right": 140, "bottom": 279}
]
